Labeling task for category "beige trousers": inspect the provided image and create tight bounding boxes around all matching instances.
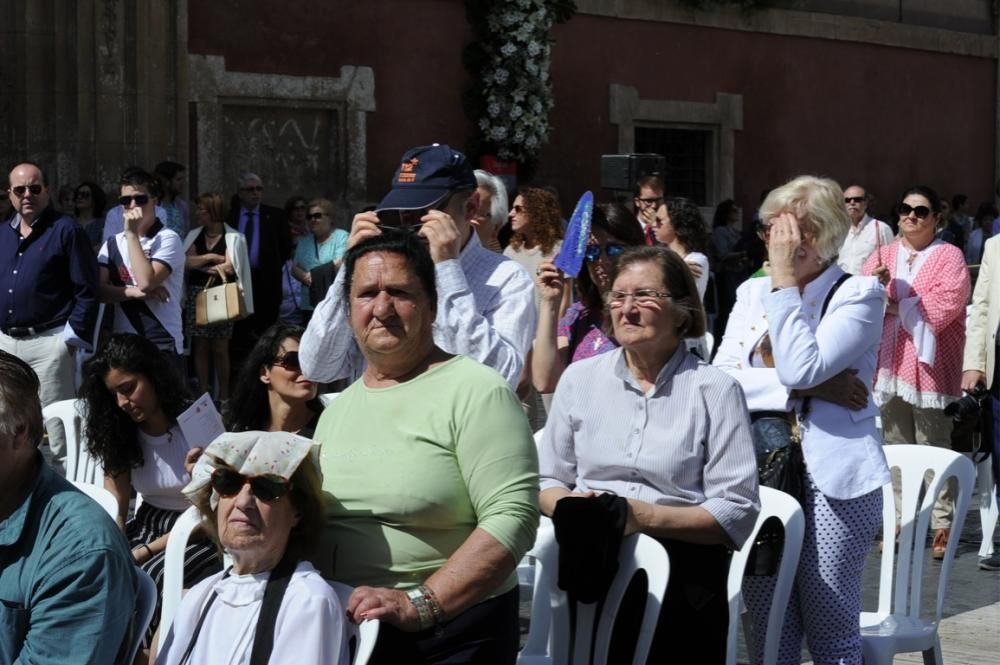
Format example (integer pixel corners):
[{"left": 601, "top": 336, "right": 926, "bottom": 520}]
[
  {"left": 880, "top": 396, "right": 956, "bottom": 530},
  {"left": 0, "top": 328, "right": 75, "bottom": 463}
]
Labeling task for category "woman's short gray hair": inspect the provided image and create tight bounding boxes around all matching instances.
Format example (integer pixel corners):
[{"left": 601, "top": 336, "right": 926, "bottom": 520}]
[
  {"left": 474, "top": 169, "right": 509, "bottom": 228},
  {"left": 759, "top": 175, "right": 850, "bottom": 265}
]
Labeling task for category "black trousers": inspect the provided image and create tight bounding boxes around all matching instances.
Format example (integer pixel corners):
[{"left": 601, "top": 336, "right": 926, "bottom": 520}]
[
  {"left": 608, "top": 538, "right": 731, "bottom": 665},
  {"left": 369, "top": 586, "right": 520, "bottom": 665}
]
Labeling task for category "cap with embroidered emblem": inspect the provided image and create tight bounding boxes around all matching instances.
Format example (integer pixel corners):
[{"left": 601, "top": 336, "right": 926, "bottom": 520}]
[{"left": 376, "top": 143, "right": 477, "bottom": 211}]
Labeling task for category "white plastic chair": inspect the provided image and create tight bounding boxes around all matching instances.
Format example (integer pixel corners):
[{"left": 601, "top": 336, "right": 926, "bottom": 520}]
[
  {"left": 975, "top": 458, "right": 998, "bottom": 557},
  {"left": 157, "top": 505, "right": 206, "bottom": 652},
  {"left": 125, "top": 567, "right": 158, "bottom": 665},
  {"left": 859, "top": 445, "right": 976, "bottom": 665},
  {"left": 319, "top": 392, "right": 341, "bottom": 407},
  {"left": 329, "top": 581, "right": 379, "bottom": 665},
  {"left": 70, "top": 480, "right": 118, "bottom": 520},
  {"left": 518, "top": 519, "right": 670, "bottom": 665},
  {"left": 42, "top": 398, "right": 103, "bottom": 483},
  {"left": 704, "top": 331, "right": 715, "bottom": 356},
  {"left": 725, "top": 487, "right": 805, "bottom": 665}
]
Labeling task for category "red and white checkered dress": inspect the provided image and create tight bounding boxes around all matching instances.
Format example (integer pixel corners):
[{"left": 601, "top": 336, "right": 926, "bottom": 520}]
[{"left": 863, "top": 239, "right": 970, "bottom": 409}]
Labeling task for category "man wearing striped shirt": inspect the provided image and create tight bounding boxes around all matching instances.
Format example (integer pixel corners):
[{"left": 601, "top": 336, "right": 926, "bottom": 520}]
[{"left": 300, "top": 144, "right": 536, "bottom": 389}]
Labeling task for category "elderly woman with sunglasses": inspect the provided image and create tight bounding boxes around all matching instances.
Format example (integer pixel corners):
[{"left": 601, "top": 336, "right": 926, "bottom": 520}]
[
  {"left": 715, "top": 176, "right": 891, "bottom": 665},
  {"left": 292, "top": 198, "right": 349, "bottom": 313},
  {"left": 314, "top": 230, "right": 538, "bottom": 665},
  {"left": 862, "top": 185, "right": 971, "bottom": 559},
  {"left": 226, "top": 323, "right": 324, "bottom": 438},
  {"left": 539, "top": 245, "right": 759, "bottom": 664},
  {"left": 532, "top": 203, "right": 645, "bottom": 393},
  {"left": 154, "top": 431, "right": 348, "bottom": 665}
]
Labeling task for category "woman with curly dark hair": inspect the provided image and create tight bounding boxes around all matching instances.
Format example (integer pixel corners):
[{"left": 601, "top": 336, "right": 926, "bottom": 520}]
[
  {"left": 654, "top": 197, "right": 711, "bottom": 300},
  {"left": 80, "top": 333, "right": 221, "bottom": 640},
  {"left": 532, "top": 203, "right": 645, "bottom": 393},
  {"left": 504, "top": 187, "right": 565, "bottom": 297},
  {"left": 226, "top": 323, "right": 324, "bottom": 438}
]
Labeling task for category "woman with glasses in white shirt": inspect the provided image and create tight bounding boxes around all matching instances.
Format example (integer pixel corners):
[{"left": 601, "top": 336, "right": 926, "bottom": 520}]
[
  {"left": 539, "top": 245, "right": 759, "bottom": 664},
  {"left": 715, "top": 175, "right": 891, "bottom": 665}
]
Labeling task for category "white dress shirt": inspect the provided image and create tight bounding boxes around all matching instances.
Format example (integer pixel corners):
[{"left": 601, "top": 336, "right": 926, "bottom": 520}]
[
  {"left": 837, "top": 215, "right": 894, "bottom": 275},
  {"left": 156, "top": 561, "right": 348, "bottom": 665},
  {"left": 299, "top": 231, "right": 537, "bottom": 389},
  {"left": 713, "top": 267, "right": 891, "bottom": 500},
  {"left": 539, "top": 345, "right": 760, "bottom": 548}
]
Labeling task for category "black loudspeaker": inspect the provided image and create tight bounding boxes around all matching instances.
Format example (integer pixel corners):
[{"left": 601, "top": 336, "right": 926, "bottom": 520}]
[{"left": 600, "top": 153, "right": 666, "bottom": 192}]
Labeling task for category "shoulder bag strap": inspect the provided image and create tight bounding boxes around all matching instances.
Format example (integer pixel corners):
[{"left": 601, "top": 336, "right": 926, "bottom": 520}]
[
  {"left": 800, "top": 272, "right": 853, "bottom": 420},
  {"left": 178, "top": 568, "right": 231, "bottom": 665},
  {"left": 248, "top": 555, "right": 299, "bottom": 665}
]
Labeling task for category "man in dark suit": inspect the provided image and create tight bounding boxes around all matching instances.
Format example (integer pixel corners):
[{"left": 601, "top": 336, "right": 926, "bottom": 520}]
[{"left": 228, "top": 172, "right": 292, "bottom": 363}]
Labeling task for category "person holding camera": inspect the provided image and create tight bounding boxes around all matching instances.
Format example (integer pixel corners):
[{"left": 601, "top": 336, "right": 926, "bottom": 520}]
[{"left": 962, "top": 233, "right": 1000, "bottom": 570}]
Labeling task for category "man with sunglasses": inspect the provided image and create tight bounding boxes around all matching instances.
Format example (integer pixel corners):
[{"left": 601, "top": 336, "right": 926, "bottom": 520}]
[
  {"left": 0, "top": 162, "right": 100, "bottom": 466},
  {"left": 633, "top": 175, "right": 665, "bottom": 246},
  {"left": 227, "top": 172, "right": 292, "bottom": 361},
  {"left": 97, "top": 169, "right": 185, "bottom": 366},
  {"left": 837, "top": 184, "right": 893, "bottom": 275},
  {"left": 300, "top": 143, "right": 536, "bottom": 389}
]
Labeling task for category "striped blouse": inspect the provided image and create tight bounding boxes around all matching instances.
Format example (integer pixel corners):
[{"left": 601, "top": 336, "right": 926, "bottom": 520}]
[{"left": 539, "top": 345, "right": 760, "bottom": 548}]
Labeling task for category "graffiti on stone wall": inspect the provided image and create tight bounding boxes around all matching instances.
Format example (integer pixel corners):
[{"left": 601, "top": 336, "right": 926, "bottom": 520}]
[{"left": 222, "top": 105, "right": 341, "bottom": 202}]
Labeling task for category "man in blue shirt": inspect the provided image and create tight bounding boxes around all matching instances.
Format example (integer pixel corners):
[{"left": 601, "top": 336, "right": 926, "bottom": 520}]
[
  {"left": 0, "top": 162, "right": 99, "bottom": 465},
  {"left": 0, "top": 350, "right": 136, "bottom": 663}
]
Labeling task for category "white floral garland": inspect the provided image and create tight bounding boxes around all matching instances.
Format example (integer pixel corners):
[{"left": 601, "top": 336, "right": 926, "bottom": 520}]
[{"left": 478, "top": 0, "right": 557, "bottom": 162}]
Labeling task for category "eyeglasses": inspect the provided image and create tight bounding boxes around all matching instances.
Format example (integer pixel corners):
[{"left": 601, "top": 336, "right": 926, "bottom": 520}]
[
  {"left": 211, "top": 468, "right": 291, "bottom": 502},
  {"left": 899, "top": 203, "right": 932, "bottom": 220},
  {"left": 271, "top": 351, "right": 301, "bottom": 372},
  {"left": 240, "top": 185, "right": 264, "bottom": 193},
  {"left": 75, "top": 190, "right": 92, "bottom": 199},
  {"left": 635, "top": 196, "right": 663, "bottom": 208},
  {"left": 844, "top": 196, "right": 866, "bottom": 204},
  {"left": 605, "top": 289, "right": 673, "bottom": 307},
  {"left": 119, "top": 194, "right": 150, "bottom": 207},
  {"left": 11, "top": 184, "right": 43, "bottom": 198},
  {"left": 307, "top": 212, "right": 325, "bottom": 221},
  {"left": 584, "top": 243, "right": 625, "bottom": 263},
  {"left": 756, "top": 220, "right": 815, "bottom": 240}
]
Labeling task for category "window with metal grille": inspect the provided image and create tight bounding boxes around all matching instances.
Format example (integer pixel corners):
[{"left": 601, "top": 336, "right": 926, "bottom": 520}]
[{"left": 634, "top": 127, "right": 711, "bottom": 206}]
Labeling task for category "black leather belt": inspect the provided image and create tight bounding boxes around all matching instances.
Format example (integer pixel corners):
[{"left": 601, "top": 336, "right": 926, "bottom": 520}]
[{"left": 1, "top": 319, "right": 67, "bottom": 338}]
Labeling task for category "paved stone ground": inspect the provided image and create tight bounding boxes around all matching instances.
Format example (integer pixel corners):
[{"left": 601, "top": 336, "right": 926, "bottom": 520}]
[{"left": 520, "top": 486, "right": 1000, "bottom": 664}]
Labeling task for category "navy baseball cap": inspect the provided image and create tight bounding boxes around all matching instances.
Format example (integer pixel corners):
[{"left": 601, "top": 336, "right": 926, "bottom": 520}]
[{"left": 376, "top": 144, "right": 477, "bottom": 211}]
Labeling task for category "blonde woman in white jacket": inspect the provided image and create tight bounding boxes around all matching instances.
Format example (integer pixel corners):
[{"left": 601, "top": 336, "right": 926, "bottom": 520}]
[
  {"left": 714, "top": 176, "right": 890, "bottom": 665},
  {"left": 183, "top": 193, "right": 254, "bottom": 401}
]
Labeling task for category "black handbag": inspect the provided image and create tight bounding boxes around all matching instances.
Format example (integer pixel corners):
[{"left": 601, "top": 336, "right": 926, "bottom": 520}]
[{"left": 308, "top": 239, "right": 337, "bottom": 305}]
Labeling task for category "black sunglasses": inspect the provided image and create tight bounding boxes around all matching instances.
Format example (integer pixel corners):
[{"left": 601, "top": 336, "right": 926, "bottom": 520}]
[
  {"left": 899, "top": 203, "right": 932, "bottom": 220},
  {"left": 119, "top": 194, "right": 150, "bottom": 207},
  {"left": 211, "top": 468, "right": 291, "bottom": 502},
  {"left": 307, "top": 212, "right": 325, "bottom": 221},
  {"left": 12, "top": 184, "right": 43, "bottom": 198},
  {"left": 271, "top": 351, "right": 301, "bottom": 371},
  {"left": 844, "top": 196, "right": 866, "bottom": 204},
  {"left": 584, "top": 243, "right": 626, "bottom": 263}
]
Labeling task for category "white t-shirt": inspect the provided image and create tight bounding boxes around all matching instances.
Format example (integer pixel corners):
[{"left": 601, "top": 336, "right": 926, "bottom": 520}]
[
  {"left": 98, "top": 221, "right": 185, "bottom": 353},
  {"left": 156, "top": 561, "right": 349, "bottom": 665},
  {"left": 132, "top": 424, "right": 192, "bottom": 512},
  {"left": 684, "top": 251, "right": 710, "bottom": 301}
]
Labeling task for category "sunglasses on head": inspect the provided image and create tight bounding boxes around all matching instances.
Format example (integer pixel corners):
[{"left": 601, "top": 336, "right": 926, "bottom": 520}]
[
  {"left": 12, "top": 184, "right": 43, "bottom": 198},
  {"left": 241, "top": 185, "right": 264, "bottom": 193},
  {"left": 271, "top": 351, "right": 301, "bottom": 371},
  {"left": 119, "top": 194, "right": 150, "bottom": 207},
  {"left": 211, "top": 468, "right": 291, "bottom": 502},
  {"left": 584, "top": 243, "right": 625, "bottom": 263},
  {"left": 844, "top": 196, "right": 866, "bottom": 204},
  {"left": 899, "top": 203, "right": 932, "bottom": 220}
]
